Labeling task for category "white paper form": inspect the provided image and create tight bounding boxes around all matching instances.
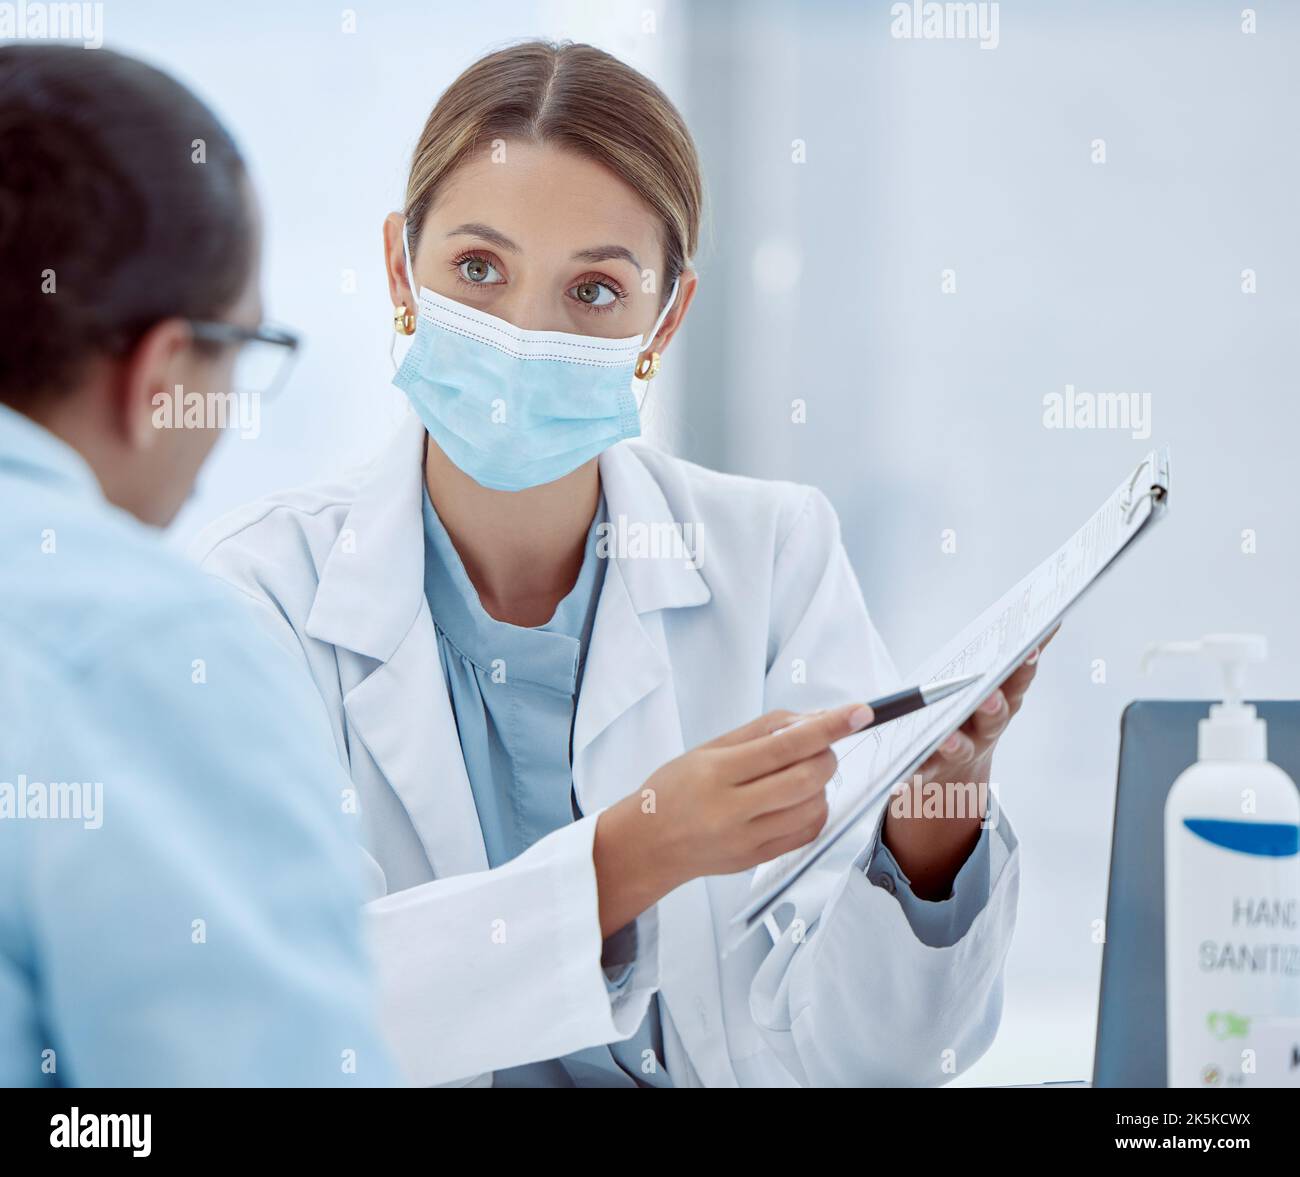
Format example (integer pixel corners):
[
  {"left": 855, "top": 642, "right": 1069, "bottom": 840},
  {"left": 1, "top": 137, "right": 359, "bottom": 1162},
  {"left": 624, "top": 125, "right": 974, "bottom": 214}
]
[{"left": 734, "top": 447, "right": 1172, "bottom": 933}]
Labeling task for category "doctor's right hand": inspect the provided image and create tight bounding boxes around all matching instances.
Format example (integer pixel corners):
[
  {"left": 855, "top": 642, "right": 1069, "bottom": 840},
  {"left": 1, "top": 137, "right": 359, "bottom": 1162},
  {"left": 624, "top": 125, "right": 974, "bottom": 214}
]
[{"left": 592, "top": 703, "right": 873, "bottom": 937}]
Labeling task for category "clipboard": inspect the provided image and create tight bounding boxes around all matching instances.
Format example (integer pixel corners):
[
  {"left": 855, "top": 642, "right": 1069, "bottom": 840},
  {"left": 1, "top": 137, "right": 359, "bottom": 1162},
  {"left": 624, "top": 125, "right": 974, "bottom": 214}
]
[{"left": 732, "top": 447, "right": 1172, "bottom": 936}]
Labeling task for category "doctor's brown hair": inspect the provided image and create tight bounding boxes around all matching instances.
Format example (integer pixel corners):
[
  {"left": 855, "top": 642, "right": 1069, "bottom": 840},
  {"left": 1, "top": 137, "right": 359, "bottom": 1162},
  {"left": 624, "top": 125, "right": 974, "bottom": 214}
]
[{"left": 403, "top": 40, "right": 702, "bottom": 309}]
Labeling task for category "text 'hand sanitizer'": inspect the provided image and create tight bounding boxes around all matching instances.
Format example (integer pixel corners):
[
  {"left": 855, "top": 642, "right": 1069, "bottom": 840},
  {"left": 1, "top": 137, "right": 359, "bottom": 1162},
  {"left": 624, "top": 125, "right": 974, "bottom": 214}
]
[{"left": 1142, "top": 635, "right": 1300, "bottom": 1088}]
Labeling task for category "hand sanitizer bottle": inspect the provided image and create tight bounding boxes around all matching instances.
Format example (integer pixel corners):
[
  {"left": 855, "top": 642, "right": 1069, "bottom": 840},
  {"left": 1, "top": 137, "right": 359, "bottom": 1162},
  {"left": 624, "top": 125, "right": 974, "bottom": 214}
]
[{"left": 1142, "top": 634, "right": 1300, "bottom": 1088}]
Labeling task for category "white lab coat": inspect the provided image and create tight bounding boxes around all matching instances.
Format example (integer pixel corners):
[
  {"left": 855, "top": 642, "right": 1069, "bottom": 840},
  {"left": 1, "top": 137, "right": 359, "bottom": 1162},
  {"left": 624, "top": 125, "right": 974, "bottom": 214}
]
[{"left": 191, "top": 410, "right": 1019, "bottom": 1087}]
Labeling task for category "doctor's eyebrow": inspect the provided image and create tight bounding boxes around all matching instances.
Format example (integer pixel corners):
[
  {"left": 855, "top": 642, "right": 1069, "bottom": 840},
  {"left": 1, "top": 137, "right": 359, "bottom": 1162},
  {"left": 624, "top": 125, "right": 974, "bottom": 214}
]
[
  {"left": 446, "top": 223, "right": 520, "bottom": 252},
  {"left": 444, "top": 223, "right": 641, "bottom": 272},
  {"left": 571, "top": 244, "right": 641, "bottom": 272}
]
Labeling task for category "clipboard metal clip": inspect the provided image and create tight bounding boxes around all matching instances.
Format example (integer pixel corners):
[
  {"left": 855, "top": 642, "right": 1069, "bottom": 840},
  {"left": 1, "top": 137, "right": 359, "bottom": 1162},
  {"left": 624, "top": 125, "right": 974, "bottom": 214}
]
[
  {"left": 1122, "top": 482, "right": 1167, "bottom": 525},
  {"left": 1120, "top": 453, "right": 1170, "bottom": 525}
]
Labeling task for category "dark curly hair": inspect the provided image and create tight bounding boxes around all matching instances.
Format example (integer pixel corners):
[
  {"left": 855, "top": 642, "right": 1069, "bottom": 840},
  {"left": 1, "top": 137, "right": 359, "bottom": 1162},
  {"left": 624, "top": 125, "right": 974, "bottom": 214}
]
[{"left": 0, "top": 45, "right": 254, "bottom": 406}]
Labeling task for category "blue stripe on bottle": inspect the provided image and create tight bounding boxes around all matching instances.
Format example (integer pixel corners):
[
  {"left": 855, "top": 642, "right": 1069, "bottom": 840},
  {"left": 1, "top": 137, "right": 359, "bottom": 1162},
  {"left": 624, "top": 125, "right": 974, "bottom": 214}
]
[{"left": 1183, "top": 819, "right": 1300, "bottom": 857}]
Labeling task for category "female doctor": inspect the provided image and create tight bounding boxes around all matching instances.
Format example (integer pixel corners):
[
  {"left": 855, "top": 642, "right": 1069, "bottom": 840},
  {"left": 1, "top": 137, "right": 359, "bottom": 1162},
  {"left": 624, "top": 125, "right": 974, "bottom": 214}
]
[{"left": 193, "top": 39, "right": 1045, "bottom": 1087}]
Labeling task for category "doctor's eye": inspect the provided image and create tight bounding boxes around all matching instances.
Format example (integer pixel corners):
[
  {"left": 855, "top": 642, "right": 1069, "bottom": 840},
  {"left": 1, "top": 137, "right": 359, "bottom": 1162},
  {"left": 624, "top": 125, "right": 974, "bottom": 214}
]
[
  {"left": 451, "top": 252, "right": 505, "bottom": 287},
  {"left": 569, "top": 274, "right": 627, "bottom": 313}
]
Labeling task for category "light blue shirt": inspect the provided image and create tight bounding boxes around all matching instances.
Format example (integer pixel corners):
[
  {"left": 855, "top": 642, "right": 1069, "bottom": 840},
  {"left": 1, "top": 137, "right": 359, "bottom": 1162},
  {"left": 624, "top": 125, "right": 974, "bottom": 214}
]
[
  {"left": 422, "top": 488, "right": 669, "bottom": 1087},
  {"left": 0, "top": 404, "right": 395, "bottom": 1087},
  {"left": 863, "top": 808, "right": 994, "bottom": 947}
]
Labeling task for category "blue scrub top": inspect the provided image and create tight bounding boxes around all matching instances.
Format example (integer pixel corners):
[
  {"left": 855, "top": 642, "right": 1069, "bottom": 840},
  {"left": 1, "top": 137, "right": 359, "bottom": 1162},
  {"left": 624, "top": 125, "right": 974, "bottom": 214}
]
[{"left": 421, "top": 487, "right": 670, "bottom": 1087}]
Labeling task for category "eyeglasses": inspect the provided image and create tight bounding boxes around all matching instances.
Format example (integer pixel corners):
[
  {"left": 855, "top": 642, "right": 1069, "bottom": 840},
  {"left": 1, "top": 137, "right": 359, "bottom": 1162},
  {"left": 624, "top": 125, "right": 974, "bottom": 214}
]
[{"left": 188, "top": 321, "right": 301, "bottom": 400}]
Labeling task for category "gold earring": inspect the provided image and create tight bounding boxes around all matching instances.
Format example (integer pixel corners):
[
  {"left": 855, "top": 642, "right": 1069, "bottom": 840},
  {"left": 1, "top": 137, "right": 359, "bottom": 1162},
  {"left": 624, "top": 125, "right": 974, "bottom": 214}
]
[
  {"left": 635, "top": 351, "right": 662, "bottom": 381},
  {"left": 393, "top": 304, "right": 416, "bottom": 336}
]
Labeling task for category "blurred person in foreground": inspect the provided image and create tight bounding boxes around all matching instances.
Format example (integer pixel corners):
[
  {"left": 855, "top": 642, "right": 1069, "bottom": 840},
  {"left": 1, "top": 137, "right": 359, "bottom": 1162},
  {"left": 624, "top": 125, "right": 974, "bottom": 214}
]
[{"left": 0, "top": 44, "right": 395, "bottom": 1087}]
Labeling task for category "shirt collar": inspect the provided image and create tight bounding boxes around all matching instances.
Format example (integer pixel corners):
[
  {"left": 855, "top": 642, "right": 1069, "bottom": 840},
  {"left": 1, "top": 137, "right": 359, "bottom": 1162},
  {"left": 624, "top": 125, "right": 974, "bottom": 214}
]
[
  {"left": 420, "top": 485, "right": 608, "bottom": 691},
  {"left": 0, "top": 401, "right": 105, "bottom": 503}
]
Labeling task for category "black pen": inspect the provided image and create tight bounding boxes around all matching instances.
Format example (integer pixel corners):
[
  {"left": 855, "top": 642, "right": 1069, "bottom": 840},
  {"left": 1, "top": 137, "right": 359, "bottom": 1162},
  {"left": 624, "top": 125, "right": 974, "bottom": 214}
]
[
  {"left": 774, "top": 673, "right": 982, "bottom": 736},
  {"left": 864, "top": 672, "right": 983, "bottom": 727}
]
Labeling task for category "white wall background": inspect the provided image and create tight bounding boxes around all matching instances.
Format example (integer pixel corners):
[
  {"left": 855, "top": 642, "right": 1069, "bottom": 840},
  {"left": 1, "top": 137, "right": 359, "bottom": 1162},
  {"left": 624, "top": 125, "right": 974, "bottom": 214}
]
[{"left": 77, "top": 0, "right": 1299, "bottom": 1086}]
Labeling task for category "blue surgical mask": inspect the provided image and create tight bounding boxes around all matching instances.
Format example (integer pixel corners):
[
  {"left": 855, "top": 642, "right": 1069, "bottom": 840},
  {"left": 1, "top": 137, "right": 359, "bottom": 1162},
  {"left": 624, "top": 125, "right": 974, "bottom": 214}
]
[{"left": 393, "top": 223, "right": 679, "bottom": 493}]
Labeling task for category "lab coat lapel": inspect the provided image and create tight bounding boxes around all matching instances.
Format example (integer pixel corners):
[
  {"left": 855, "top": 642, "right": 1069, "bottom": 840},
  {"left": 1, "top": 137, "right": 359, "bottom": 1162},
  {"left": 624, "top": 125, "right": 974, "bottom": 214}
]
[
  {"left": 342, "top": 602, "right": 488, "bottom": 878},
  {"left": 569, "top": 555, "right": 671, "bottom": 813},
  {"left": 306, "top": 410, "right": 488, "bottom": 879},
  {"left": 573, "top": 442, "right": 738, "bottom": 1088},
  {"left": 572, "top": 440, "right": 711, "bottom": 784}
]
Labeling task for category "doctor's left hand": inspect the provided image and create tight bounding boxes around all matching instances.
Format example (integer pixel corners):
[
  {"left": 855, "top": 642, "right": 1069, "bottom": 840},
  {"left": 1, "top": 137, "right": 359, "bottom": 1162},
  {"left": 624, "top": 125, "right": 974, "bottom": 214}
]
[{"left": 881, "top": 631, "right": 1056, "bottom": 901}]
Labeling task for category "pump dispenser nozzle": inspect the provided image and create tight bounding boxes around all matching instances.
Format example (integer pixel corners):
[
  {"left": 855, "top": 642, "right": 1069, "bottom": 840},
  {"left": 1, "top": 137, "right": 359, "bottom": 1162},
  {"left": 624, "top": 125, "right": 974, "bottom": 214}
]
[{"left": 1141, "top": 634, "right": 1268, "bottom": 761}]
